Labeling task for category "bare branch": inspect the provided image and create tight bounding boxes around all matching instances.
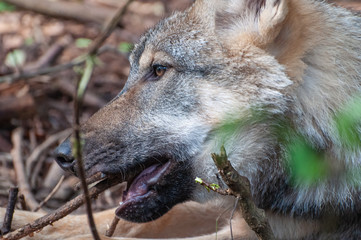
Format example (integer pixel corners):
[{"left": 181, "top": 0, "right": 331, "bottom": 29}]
[
  {"left": 2, "top": 0, "right": 112, "bottom": 25},
  {"left": 0, "top": 187, "right": 18, "bottom": 235},
  {"left": 26, "top": 129, "right": 72, "bottom": 177},
  {"left": 212, "top": 146, "right": 275, "bottom": 240},
  {"left": 10, "top": 128, "right": 44, "bottom": 213},
  {"left": 34, "top": 176, "right": 65, "bottom": 212},
  {"left": 105, "top": 216, "right": 120, "bottom": 237},
  {"left": 2, "top": 176, "right": 123, "bottom": 240}
]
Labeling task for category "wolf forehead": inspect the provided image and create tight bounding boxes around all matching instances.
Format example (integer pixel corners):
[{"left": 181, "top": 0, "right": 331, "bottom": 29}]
[{"left": 130, "top": 12, "right": 220, "bottom": 70}]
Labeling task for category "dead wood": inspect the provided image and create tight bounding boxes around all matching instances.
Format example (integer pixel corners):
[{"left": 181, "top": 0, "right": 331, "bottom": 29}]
[
  {"left": 0, "top": 45, "right": 127, "bottom": 84},
  {"left": 0, "top": 94, "right": 36, "bottom": 122},
  {"left": 23, "top": 38, "right": 69, "bottom": 72},
  {"left": 212, "top": 146, "right": 275, "bottom": 240},
  {"left": 0, "top": 187, "right": 18, "bottom": 235},
  {"left": 26, "top": 129, "right": 72, "bottom": 177},
  {"left": 10, "top": 128, "right": 43, "bottom": 213},
  {"left": 2, "top": 0, "right": 113, "bottom": 25},
  {"left": 2, "top": 176, "right": 123, "bottom": 240},
  {"left": 105, "top": 216, "right": 120, "bottom": 237},
  {"left": 34, "top": 176, "right": 64, "bottom": 212},
  {"left": 57, "top": 78, "right": 106, "bottom": 108}
]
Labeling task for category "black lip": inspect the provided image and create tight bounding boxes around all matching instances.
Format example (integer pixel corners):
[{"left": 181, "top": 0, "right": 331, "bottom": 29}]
[{"left": 114, "top": 160, "right": 194, "bottom": 223}]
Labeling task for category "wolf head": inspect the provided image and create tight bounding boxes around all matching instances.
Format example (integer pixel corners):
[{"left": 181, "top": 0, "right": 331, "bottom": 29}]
[{"left": 55, "top": 0, "right": 361, "bottom": 228}]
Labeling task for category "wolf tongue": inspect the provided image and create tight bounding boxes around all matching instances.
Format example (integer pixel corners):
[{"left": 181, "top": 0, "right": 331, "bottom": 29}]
[{"left": 124, "top": 161, "right": 171, "bottom": 200}]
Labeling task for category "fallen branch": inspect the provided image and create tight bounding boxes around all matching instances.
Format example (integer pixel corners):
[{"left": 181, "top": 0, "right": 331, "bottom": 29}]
[
  {"left": 0, "top": 57, "right": 85, "bottom": 83},
  {"left": 105, "top": 216, "right": 120, "bottom": 237},
  {"left": 23, "top": 39, "right": 68, "bottom": 72},
  {"left": 211, "top": 146, "right": 275, "bottom": 240},
  {"left": 2, "top": 176, "right": 123, "bottom": 240},
  {"left": 0, "top": 45, "right": 127, "bottom": 84},
  {"left": 0, "top": 187, "right": 18, "bottom": 235},
  {"left": 10, "top": 128, "right": 43, "bottom": 213},
  {"left": 2, "top": 0, "right": 113, "bottom": 25},
  {"left": 26, "top": 129, "right": 72, "bottom": 177},
  {"left": 34, "top": 176, "right": 65, "bottom": 212}
]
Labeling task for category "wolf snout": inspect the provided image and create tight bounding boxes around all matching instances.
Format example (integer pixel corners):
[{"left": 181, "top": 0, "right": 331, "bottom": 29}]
[{"left": 55, "top": 139, "right": 76, "bottom": 173}]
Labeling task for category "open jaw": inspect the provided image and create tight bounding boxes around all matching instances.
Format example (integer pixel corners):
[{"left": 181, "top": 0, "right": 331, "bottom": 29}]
[{"left": 115, "top": 159, "right": 194, "bottom": 223}]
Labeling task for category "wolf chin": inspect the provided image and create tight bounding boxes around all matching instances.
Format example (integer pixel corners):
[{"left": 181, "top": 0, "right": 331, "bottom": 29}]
[{"left": 54, "top": 0, "right": 361, "bottom": 239}]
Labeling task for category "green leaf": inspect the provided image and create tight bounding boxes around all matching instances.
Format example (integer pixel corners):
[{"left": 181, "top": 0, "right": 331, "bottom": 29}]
[
  {"left": 24, "top": 37, "right": 34, "bottom": 46},
  {"left": 195, "top": 177, "right": 203, "bottom": 184},
  {"left": 210, "top": 183, "right": 220, "bottom": 190},
  {"left": 287, "top": 136, "right": 328, "bottom": 185},
  {"left": 75, "top": 38, "right": 92, "bottom": 48},
  {"left": 77, "top": 56, "right": 95, "bottom": 99},
  {"left": 335, "top": 97, "right": 361, "bottom": 149},
  {"left": 0, "top": 1, "right": 15, "bottom": 12},
  {"left": 5, "top": 49, "right": 26, "bottom": 68},
  {"left": 118, "top": 42, "right": 133, "bottom": 53}
]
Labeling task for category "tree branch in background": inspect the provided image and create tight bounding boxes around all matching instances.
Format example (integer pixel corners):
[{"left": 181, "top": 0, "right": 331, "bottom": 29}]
[
  {"left": 87, "top": 0, "right": 135, "bottom": 56},
  {"left": 212, "top": 146, "right": 275, "bottom": 240},
  {"left": 10, "top": 128, "right": 44, "bottom": 213},
  {"left": 34, "top": 176, "right": 65, "bottom": 212},
  {"left": 2, "top": 0, "right": 113, "bottom": 25}
]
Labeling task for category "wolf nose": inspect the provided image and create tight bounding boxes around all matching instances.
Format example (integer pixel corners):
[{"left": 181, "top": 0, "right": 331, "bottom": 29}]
[{"left": 55, "top": 139, "right": 75, "bottom": 173}]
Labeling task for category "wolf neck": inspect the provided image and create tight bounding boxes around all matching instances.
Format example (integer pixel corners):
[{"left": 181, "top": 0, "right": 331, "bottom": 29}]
[
  {"left": 253, "top": 0, "right": 361, "bottom": 225},
  {"left": 271, "top": 0, "right": 361, "bottom": 148}
]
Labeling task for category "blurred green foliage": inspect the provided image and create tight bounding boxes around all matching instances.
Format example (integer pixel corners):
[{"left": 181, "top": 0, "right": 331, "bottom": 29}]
[
  {"left": 118, "top": 42, "right": 134, "bottom": 53},
  {"left": 335, "top": 97, "right": 361, "bottom": 150},
  {"left": 215, "top": 97, "right": 361, "bottom": 187},
  {"left": 5, "top": 49, "right": 26, "bottom": 68},
  {"left": 0, "top": 1, "right": 15, "bottom": 12},
  {"left": 75, "top": 38, "right": 92, "bottom": 48}
]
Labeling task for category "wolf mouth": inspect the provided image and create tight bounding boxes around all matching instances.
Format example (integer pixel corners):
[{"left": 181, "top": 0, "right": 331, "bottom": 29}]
[
  {"left": 116, "top": 161, "right": 171, "bottom": 219},
  {"left": 113, "top": 158, "right": 193, "bottom": 222}
]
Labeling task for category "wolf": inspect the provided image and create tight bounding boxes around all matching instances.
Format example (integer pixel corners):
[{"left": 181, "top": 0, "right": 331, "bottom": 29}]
[{"left": 2, "top": 0, "right": 360, "bottom": 239}]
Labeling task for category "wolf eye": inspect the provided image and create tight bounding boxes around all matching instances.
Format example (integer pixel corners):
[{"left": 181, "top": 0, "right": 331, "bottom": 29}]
[{"left": 153, "top": 64, "right": 167, "bottom": 78}]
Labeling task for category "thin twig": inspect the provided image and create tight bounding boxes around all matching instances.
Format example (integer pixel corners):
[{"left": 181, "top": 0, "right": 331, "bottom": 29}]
[
  {"left": 34, "top": 176, "right": 65, "bottom": 212},
  {"left": 87, "top": 0, "right": 135, "bottom": 56},
  {"left": 195, "top": 177, "right": 230, "bottom": 196},
  {"left": 72, "top": 1, "right": 134, "bottom": 239},
  {"left": 0, "top": 57, "right": 85, "bottom": 83},
  {"left": 18, "top": 195, "right": 27, "bottom": 211},
  {"left": 0, "top": 45, "right": 125, "bottom": 84},
  {"left": 212, "top": 146, "right": 275, "bottom": 240},
  {"left": 1, "top": 187, "right": 18, "bottom": 235},
  {"left": 2, "top": 176, "right": 123, "bottom": 240},
  {"left": 105, "top": 216, "right": 120, "bottom": 237},
  {"left": 229, "top": 197, "right": 239, "bottom": 240},
  {"left": 10, "top": 128, "right": 43, "bottom": 213},
  {"left": 73, "top": 57, "right": 100, "bottom": 240},
  {"left": 74, "top": 172, "right": 106, "bottom": 191},
  {"left": 26, "top": 129, "right": 72, "bottom": 177}
]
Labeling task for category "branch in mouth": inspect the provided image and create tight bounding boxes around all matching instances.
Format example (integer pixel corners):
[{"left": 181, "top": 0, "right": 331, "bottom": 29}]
[{"left": 3, "top": 175, "right": 123, "bottom": 240}]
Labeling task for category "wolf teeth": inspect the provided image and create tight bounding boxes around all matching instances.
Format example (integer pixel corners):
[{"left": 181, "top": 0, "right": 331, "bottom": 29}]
[{"left": 119, "top": 201, "right": 123, "bottom": 206}]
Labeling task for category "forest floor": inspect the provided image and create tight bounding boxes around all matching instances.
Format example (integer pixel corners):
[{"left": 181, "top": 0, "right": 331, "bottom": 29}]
[{"left": 0, "top": 0, "right": 360, "bottom": 220}]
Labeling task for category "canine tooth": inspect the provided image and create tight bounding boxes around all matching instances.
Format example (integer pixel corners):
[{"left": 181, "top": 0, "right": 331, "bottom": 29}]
[{"left": 119, "top": 201, "right": 123, "bottom": 205}]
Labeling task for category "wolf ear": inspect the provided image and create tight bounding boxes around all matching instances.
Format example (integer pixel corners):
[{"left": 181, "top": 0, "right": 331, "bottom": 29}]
[{"left": 215, "top": 0, "right": 288, "bottom": 51}]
